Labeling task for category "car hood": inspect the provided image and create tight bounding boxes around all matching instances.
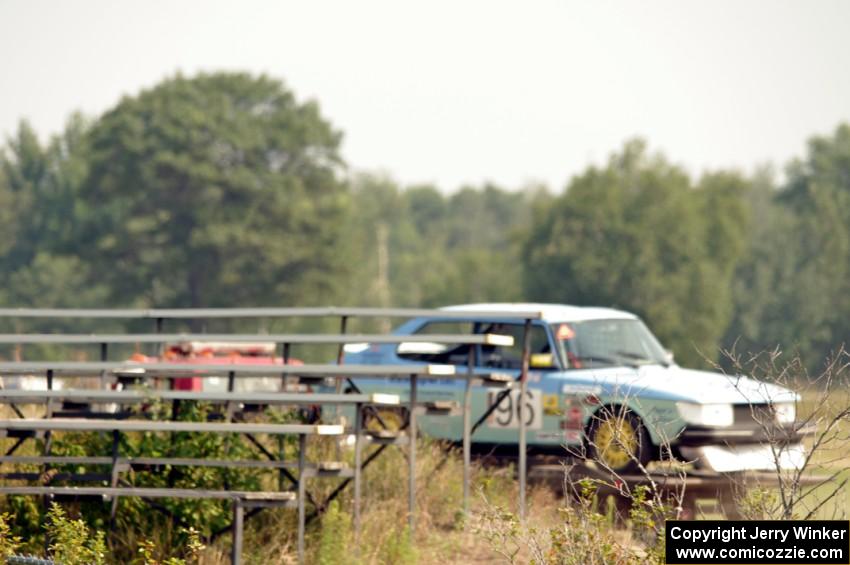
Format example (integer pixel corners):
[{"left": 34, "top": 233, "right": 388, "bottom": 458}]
[{"left": 556, "top": 365, "right": 798, "bottom": 405}]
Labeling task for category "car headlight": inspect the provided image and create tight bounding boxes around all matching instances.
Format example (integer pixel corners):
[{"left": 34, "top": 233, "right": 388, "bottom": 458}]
[
  {"left": 774, "top": 402, "right": 796, "bottom": 424},
  {"left": 676, "top": 402, "right": 734, "bottom": 427}
]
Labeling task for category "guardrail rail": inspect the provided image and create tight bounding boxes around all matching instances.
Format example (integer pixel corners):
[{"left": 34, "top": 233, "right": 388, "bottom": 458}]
[{"left": 0, "top": 306, "right": 543, "bottom": 563}]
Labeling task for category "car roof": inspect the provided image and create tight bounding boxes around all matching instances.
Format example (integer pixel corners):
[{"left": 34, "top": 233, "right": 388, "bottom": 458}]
[{"left": 440, "top": 303, "right": 637, "bottom": 323}]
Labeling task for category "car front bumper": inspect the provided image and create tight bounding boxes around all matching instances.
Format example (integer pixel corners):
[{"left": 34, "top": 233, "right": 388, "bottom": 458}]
[
  {"left": 674, "top": 422, "right": 815, "bottom": 472},
  {"left": 676, "top": 422, "right": 815, "bottom": 446},
  {"left": 679, "top": 442, "right": 807, "bottom": 472}
]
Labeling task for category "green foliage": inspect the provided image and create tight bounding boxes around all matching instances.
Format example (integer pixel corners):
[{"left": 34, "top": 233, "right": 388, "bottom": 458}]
[
  {"left": 75, "top": 71, "right": 347, "bottom": 309},
  {"left": 123, "top": 405, "right": 264, "bottom": 535},
  {"left": 0, "top": 506, "right": 202, "bottom": 565},
  {"left": 522, "top": 139, "right": 748, "bottom": 366},
  {"left": 5, "top": 69, "right": 850, "bottom": 560},
  {"left": 316, "top": 500, "right": 356, "bottom": 565},
  {"left": 545, "top": 505, "right": 635, "bottom": 565},
  {"left": 474, "top": 479, "right": 678, "bottom": 564},
  {"left": 0, "top": 512, "right": 22, "bottom": 557},
  {"left": 341, "top": 174, "right": 546, "bottom": 313},
  {"left": 45, "top": 503, "right": 106, "bottom": 565},
  {"left": 737, "top": 487, "right": 781, "bottom": 520},
  {"left": 32, "top": 398, "right": 291, "bottom": 560},
  {"left": 540, "top": 483, "right": 609, "bottom": 561},
  {"left": 0, "top": 115, "right": 106, "bottom": 323},
  {"left": 724, "top": 124, "right": 850, "bottom": 368},
  {"left": 474, "top": 479, "right": 644, "bottom": 565},
  {"left": 627, "top": 485, "right": 666, "bottom": 562},
  {"left": 3, "top": 69, "right": 850, "bottom": 369},
  {"left": 3, "top": 497, "right": 42, "bottom": 554},
  {"left": 137, "top": 526, "right": 204, "bottom": 565},
  {"left": 379, "top": 524, "right": 417, "bottom": 565},
  {"left": 474, "top": 503, "right": 524, "bottom": 563}
]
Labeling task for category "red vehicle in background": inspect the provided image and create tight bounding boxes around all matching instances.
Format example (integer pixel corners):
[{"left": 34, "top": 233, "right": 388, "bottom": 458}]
[{"left": 129, "top": 341, "right": 303, "bottom": 392}]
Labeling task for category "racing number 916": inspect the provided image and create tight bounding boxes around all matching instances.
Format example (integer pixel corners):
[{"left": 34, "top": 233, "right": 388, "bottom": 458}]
[{"left": 486, "top": 389, "right": 543, "bottom": 430}]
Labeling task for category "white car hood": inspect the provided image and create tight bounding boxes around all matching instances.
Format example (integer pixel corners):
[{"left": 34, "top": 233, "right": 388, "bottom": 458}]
[{"left": 560, "top": 365, "right": 797, "bottom": 405}]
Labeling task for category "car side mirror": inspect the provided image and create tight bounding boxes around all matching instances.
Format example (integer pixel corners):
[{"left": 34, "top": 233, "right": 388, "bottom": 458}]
[
  {"left": 530, "top": 353, "right": 555, "bottom": 369},
  {"left": 664, "top": 349, "right": 675, "bottom": 364}
]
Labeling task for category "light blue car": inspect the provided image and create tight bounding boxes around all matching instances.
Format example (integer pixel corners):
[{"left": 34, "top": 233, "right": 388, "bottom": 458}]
[{"left": 342, "top": 303, "right": 805, "bottom": 473}]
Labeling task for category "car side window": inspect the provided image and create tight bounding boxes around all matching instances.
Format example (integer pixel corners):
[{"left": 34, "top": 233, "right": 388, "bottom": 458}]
[
  {"left": 395, "top": 321, "right": 474, "bottom": 365},
  {"left": 477, "top": 323, "right": 553, "bottom": 370}
]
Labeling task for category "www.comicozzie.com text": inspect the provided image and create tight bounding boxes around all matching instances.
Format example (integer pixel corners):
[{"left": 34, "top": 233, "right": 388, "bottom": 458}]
[{"left": 669, "top": 524, "right": 847, "bottom": 544}]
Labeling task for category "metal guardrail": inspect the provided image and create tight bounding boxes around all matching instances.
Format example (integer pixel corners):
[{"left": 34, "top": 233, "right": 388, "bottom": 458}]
[
  {"left": 0, "top": 307, "right": 544, "bottom": 320},
  {"left": 0, "top": 419, "right": 344, "bottom": 435},
  {"left": 0, "top": 361, "right": 457, "bottom": 376},
  {"left": 0, "top": 306, "right": 542, "bottom": 562},
  {"left": 0, "top": 390, "right": 401, "bottom": 406},
  {"left": 0, "top": 486, "right": 298, "bottom": 503},
  {"left": 0, "top": 332, "right": 515, "bottom": 345}
]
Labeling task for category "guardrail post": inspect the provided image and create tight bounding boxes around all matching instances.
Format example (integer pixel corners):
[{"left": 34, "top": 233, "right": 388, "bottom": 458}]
[
  {"left": 463, "top": 346, "right": 475, "bottom": 517},
  {"left": 281, "top": 342, "right": 291, "bottom": 391},
  {"left": 408, "top": 373, "right": 417, "bottom": 535},
  {"left": 353, "top": 401, "right": 363, "bottom": 544},
  {"left": 334, "top": 316, "right": 348, "bottom": 462},
  {"left": 226, "top": 371, "right": 236, "bottom": 421},
  {"left": 518, "top": 319, "right": 531, "bottom": 523},
  {"left": 297, "top": 433, "right": 307, "bottom": 564},
  {"left": 109, "top": 430, "right": 121, "bottom": 531},
  {"left": 43, "top": 368, "right": 54, "bottom": 511},
  {"left": 154, "top": 317, "right": 164, "bottom": 357},
  {"left": 334, "top": 316, "right": 348, "bottom": 391},
  {"left": 100, "top": 342, "right": 108, "bottom": 389},
  {"left": 231, "top": 498, "right": 243, "bottom": 565}
]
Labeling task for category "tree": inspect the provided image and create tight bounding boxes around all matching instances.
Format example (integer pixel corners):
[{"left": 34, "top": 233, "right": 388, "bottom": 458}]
[
  {"left": 342, "top": 174, "right": 541, "bottom": 312},
  {"left": 0, "top": 120, "right": 50, "bottom": 272},
  {"left": 77, "top": 72, "right": 347, "bottom": 308},
  {"left": 0, "top": 115, "right": 106, "bottom": 328},
  {"left": 730, "top": 124, "right": 850, "bottom": 367},
  {"left": 423, "top": 184, "right": 542, "bottom": 305},
  {"left": 522, "top": 140, "right": 748, "bottom": 366}
]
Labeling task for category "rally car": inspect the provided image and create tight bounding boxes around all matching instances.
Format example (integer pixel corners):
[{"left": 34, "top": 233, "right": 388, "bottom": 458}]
[{"left": 341, "top": 303, "right": 807, "bottom": 473}]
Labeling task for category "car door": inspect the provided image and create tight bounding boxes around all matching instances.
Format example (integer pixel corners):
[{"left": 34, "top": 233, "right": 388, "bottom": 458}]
[
  {"left": 467, "top": 321, "right": 563, "bottom": 447},
  {"left": 349, "top": 318, "right": 564, "bottom": 447}
]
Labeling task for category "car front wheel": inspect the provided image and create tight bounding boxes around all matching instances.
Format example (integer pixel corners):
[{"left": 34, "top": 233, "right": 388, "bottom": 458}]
[{"left": 587, "top": 408, "right": 652, "bottom": 473}]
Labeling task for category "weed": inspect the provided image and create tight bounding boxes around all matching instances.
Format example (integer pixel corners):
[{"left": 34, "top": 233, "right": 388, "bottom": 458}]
[
  {"left": 316, "top": 501, "right": 355, "bottom": 565},
  {"left": 45, "top": 502, "right": 106, "bottom": 565}
]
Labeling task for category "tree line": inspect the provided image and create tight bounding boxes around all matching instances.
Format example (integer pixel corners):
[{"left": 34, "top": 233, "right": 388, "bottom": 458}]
[{"left": 1, "top": 71, "right": 848, "bottom": 369}]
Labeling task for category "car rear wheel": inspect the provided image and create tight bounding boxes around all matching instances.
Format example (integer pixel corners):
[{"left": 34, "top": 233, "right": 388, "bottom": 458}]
[
  {"left": 587, "top": 408, "right": 652, "bottom": 473},
  {"left": 364, "top": 407, "right": 408, "bottom": 434}
]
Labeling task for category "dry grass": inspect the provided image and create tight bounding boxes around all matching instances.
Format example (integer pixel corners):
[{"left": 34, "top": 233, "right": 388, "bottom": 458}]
[{"left": 187, "top": 439, "right": 568, "bottom": 564}]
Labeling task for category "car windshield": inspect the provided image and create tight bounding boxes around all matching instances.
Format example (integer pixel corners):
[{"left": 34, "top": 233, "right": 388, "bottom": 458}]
[{"left": 552, "top": 318, "right": 669, "bottom": 369}]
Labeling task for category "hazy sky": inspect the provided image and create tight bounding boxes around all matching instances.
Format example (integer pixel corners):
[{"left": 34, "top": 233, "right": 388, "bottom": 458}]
[{"left": 1, "top": 0, "right": 849, "bottom": 191}]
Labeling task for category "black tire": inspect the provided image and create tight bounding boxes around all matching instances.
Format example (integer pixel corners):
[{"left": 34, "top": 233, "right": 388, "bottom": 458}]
[{"left": 586, "top": 407, "right": 652, "bottom": 474}]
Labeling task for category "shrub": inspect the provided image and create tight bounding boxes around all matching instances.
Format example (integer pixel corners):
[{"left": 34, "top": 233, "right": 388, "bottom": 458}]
[
  {"left": 45, "top": 502, "right": 106, "bottom": 565},
  {"left": 316, "top": 501, "right": 355, "bottom": 565}
]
